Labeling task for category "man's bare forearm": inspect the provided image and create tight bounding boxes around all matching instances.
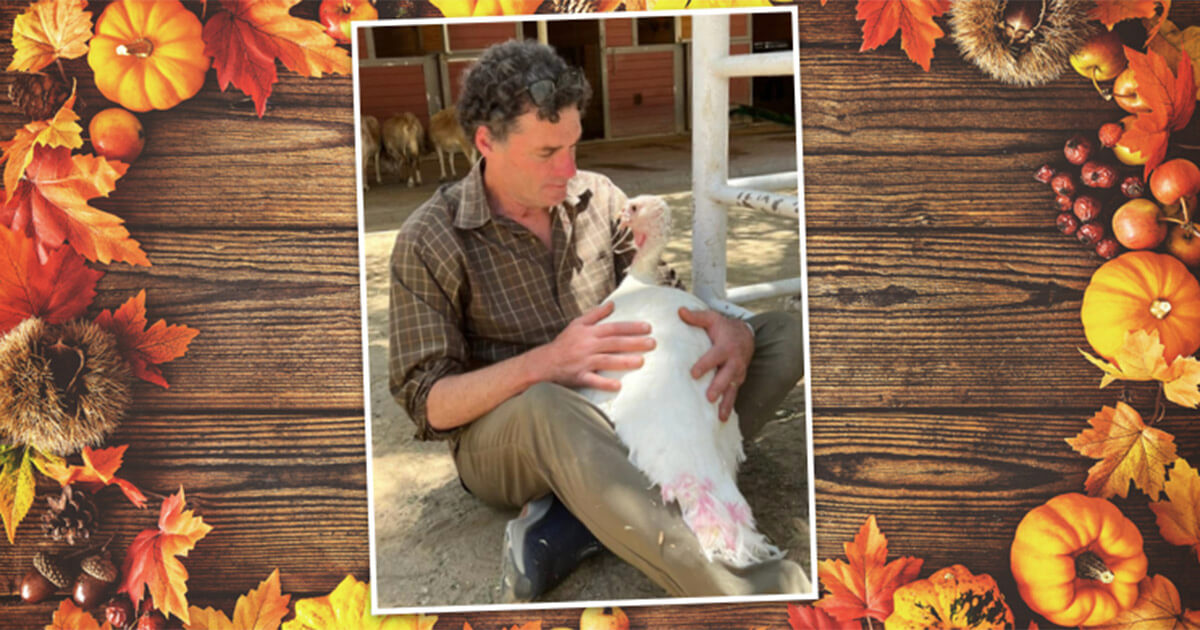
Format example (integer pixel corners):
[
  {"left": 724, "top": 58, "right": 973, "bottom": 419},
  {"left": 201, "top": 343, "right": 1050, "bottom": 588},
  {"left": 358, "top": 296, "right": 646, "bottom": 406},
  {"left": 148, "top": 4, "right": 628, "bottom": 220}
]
[{"left": 425, "top": 346, "right": 548, "bottom": 431}]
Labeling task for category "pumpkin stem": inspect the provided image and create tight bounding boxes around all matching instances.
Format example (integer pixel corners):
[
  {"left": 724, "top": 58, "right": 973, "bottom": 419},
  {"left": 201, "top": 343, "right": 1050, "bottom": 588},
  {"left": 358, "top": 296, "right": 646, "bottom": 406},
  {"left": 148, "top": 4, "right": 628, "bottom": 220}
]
[
  {"left": 1149, "top": 298, "right": 1172, "bottom": 319},
  {"left": 116, "top": 38, "right": 154, "bottom": 58},
  {"left": 1075, "top": 551, "right": 1115, "bottom": 584}
]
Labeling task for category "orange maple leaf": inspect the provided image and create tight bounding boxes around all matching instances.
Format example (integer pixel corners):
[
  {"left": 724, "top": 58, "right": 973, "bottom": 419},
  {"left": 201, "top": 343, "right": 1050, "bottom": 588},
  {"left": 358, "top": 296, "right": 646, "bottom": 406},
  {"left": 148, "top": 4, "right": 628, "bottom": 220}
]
[
  {"left": 1149, "top": 458, "right": 1200, "bottom": 564},
  {"left": 788, "top": 603, "right": 860, "bottom": 630},
  {"left": 118, "top": 487, "right": 212, "bottom": 625},
  {"left": 1088, "top": 575, "right": 1200, "bottom": 630},
  {"left": 1091, "top": 0, "right": 1170, "bottom": 41},
  {"left": 46, "top": 598, "right": 113, "bottom": 630},
  {"left": 1121, "top": 45, "right": 1195, "bottom": 177},
  {"left": 430, "top": 0, "right": 542, "bottom": 16},
  {"left": 202, "top": 0, "right": 351, "bottom": 118},
  {"left": 1066, "top": 401, "right": 1178, "bottom": 500},
  {"left": 187, "top": 569, "right": 292, "bottom": 630},
  {"left": 7, "top": 0, "right": 92, "bottom": 73},
  {"left": 94, "top": 290, "right": 199, "bottom": 389},
  {"left": 1, "top": 86, "right": 84, "bottom": 198},
  {"left": 42, "top": 445, "right": 147, "bottom": 508},
  {"left": 856, "top": 0, "right": 951, "bottom": 72},
  {"left": 814, "top": 515, "right": 923, "bottom": 623},
  {"left": 0, "top": 223, "right": 102, "bottom": 335}
]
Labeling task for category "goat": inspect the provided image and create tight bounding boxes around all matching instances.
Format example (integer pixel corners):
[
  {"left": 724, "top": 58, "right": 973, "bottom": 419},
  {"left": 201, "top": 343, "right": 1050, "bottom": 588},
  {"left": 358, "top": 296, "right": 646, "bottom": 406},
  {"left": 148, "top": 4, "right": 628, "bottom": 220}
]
[
  {"left": 381, "top": 112, "right": 424, "bottom": 188},
  {"left": 428, "top": 107, "right": 477, "bottom": 180}
]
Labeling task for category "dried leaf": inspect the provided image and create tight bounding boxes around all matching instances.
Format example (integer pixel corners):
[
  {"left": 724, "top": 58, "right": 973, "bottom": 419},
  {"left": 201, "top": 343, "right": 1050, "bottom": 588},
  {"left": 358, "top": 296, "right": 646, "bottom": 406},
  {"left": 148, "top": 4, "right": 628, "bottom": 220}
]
[
  {"left": 1067, "top": 401, "right": 1178, "bottom": 500},
  {"left": 8, "top": 0, "right": 92, "bottom": 73},
  {"left": 814, "top": 515, "right": 924, "bottom": 623},
  {"left": 429, "top": 0, "right": 541, "bottom": 16},
  {"left": 41, "top": 445, "right": 147, "bottom": 508},
  {"left": 187, "top": 569, "right": 291, "bottom": 630},
  {"left": 0, "top": 223, "right": 102, "bottom": 335},
  {"left": 1162, "top": 357, "right": 1200, "bottom": 408},
  {"left": 1, "top": 86, "right": 84, "bottom": 199},
  {"left": 118, "top": 487, "right": 213, "bottom": 624},
  {"left": 1092, "top": 0, "right": 1168, "bottom": 40},
  {"left": 1121, "top": 46, "right": 1195, "bottom": 177},
  {"left": 94, "top": 290, "right": 199, "bottom": 389},
  {"left": 1149, "top": 458, "right": 1200, "bottom": 564},
  {"left": 856, "top": 0, "right": 951, "bottom": 72},
  {"left": 45, "top": 598, "right": 113, "bottom": 630},
  {"left": 1089, "top": 575, "right": 1200, "bottom": 630},
  {"left": 788, "top": 604, "right": 860, "bottom": 630},
  {"left": 281, "top": 574, "right": 439, "bottom": 630},
  {"left": 1080, "top": 330, "right": 1200, "bottom": 408},
  {"left": 1149, "top": 20, "right": 1200, "bottom": 100},
  {"left": 0, "top": 446, "right": 36, "bottom": 544},
  {"left": 203, "top": 0, "right": 351, "bottom": 118}
]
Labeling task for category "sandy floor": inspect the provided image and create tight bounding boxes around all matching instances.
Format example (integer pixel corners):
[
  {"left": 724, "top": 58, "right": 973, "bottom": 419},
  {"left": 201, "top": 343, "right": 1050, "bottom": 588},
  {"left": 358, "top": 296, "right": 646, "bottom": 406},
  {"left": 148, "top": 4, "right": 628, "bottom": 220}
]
[{"left": 363, "top": 125, "right": 811, "bottom": 608}]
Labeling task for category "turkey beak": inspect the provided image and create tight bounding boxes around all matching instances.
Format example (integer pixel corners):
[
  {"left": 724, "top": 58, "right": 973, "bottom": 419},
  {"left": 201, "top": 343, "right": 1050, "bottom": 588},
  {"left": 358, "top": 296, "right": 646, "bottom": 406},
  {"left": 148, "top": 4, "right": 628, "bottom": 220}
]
[{"left": 618, "top": 205, "right": 633, "bottom": 230}]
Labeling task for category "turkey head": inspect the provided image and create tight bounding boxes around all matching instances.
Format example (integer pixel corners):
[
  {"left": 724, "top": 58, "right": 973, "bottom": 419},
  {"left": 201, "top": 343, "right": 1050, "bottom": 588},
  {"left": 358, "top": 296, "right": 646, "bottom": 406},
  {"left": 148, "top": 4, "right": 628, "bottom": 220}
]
[{"left": 619, "top": 195, "right": 671, "bottom": 279}]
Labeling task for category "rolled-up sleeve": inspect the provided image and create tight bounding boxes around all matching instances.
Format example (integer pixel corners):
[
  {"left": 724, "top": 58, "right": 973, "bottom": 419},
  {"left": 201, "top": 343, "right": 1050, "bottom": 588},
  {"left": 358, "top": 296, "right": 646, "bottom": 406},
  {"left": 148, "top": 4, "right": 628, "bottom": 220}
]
[{"left": 388, "top": 224, "right": 468, "bottom": 441}]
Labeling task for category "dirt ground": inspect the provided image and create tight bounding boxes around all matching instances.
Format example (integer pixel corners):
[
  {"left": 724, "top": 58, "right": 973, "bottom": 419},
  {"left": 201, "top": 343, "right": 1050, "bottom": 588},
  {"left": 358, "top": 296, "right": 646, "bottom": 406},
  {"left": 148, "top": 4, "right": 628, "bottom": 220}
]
[{"left": 363, "top": 125, "right": 811, "bottom": 609}]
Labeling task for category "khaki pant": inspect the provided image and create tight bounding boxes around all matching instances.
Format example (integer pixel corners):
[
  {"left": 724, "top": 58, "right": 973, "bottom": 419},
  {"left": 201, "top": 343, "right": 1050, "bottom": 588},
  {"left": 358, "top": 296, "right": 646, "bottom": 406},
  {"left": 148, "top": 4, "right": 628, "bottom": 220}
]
[{"left": 453, "top": 312, "right": 811, "bottom": 597}]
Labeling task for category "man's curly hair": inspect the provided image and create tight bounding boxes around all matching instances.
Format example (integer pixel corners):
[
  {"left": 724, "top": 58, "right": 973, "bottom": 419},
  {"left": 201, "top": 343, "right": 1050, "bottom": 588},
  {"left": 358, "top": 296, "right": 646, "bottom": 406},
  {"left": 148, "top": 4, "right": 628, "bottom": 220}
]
[{"left": 457, "top": 40, "right": 592, "bottom": 143}]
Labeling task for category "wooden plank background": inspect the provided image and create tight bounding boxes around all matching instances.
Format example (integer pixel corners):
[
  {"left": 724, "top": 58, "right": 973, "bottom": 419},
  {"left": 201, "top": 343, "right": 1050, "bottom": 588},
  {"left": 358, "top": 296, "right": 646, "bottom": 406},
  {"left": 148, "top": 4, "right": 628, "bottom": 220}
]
[{"left": 3, "top": 1, "right": 1199, "bottom": 628}]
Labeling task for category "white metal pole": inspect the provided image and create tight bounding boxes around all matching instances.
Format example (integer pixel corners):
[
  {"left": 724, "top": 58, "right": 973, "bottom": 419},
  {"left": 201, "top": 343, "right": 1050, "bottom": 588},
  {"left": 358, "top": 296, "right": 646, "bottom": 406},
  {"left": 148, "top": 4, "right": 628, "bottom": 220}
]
[{"left": 691, "top": 14, "right": 730, "bottom": 306}]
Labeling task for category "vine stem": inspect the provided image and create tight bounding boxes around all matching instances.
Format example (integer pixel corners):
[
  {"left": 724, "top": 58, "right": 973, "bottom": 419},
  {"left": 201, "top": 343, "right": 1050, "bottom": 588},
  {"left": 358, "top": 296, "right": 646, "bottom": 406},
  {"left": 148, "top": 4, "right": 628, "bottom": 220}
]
[{"left": 1151, "top": 381, "right": 1166, "bottom": 425}]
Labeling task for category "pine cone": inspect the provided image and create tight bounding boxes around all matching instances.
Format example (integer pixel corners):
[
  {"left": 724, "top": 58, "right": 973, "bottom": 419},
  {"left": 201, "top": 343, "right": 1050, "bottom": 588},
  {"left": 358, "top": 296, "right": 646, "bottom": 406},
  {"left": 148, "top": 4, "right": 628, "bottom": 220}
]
[
  {"left": 7, "top": 73, "right": 70, "bottom": 121},
  {"left": 41, "top": 485, "right": 99, "bottom": 546}
]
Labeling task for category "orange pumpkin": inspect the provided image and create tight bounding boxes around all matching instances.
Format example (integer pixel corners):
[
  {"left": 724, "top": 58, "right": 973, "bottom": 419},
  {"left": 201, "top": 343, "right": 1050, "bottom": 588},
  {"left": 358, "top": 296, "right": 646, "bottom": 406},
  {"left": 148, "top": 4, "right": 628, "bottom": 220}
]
[
  {"left": 87, "top": 0, "right": 209, "bottom": 112},
  {"left": 1010, "top": 493, "right": 1147, "bottom": 627},
  {"left": 1081, "top": 250, "right": 1200, "bottom": 362}
]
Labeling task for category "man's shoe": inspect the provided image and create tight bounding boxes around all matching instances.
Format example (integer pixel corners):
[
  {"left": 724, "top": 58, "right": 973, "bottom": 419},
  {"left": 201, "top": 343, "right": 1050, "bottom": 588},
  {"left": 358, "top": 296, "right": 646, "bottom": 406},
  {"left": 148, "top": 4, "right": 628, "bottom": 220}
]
[{"left": 498, "top": 494, "right": 603, "bottom": 603}]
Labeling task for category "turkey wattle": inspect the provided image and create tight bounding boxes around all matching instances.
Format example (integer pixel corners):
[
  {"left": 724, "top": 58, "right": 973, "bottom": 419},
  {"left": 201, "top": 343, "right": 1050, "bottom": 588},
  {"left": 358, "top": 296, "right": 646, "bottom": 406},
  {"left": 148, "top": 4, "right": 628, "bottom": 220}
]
[{"left": 578, "top": 194, "right": 783, "bottom": 568}]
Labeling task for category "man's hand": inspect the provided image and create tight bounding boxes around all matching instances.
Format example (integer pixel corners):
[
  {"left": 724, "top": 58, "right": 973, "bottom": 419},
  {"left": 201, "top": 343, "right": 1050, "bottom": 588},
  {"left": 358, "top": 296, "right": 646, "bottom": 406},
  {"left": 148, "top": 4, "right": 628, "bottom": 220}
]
[
  {"left": 540, "top": 301, "right": 655, "bottom": 391},
  {"left": 678, "top": 307, "right": 754, "bottom": 422}
]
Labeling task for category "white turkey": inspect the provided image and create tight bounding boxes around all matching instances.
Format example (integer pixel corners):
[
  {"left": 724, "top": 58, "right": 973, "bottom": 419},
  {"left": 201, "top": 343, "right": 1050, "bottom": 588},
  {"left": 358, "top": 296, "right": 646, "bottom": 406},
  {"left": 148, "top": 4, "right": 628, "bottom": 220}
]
[{"left": 578, "top": 194, "right": 783, "bottom": 568}]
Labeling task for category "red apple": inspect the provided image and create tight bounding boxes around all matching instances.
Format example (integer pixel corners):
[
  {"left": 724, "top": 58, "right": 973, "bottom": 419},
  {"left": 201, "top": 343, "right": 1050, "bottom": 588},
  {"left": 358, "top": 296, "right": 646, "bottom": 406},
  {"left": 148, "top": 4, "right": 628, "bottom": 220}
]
[
  {"left": 1150, "top": 158, "right": 1200, "bottom": 207},
  {"left": 1167, "top": 223, "right": 1200, "bottom": 267},
  {"left": 1112, "top": 198, "right": 1168, "bottom": 250},
  {"left": 1113, "top": 68, "right": 1152, "bottom": 114},
  {"left": 1070, "top": 31, "right": 1127, "bottom": 83},
  {"left": 319, "top": 0, "right": 377, "bottom": 44},
  {"left": 580, "top": 607, "right": 630, "bottom": 630}
]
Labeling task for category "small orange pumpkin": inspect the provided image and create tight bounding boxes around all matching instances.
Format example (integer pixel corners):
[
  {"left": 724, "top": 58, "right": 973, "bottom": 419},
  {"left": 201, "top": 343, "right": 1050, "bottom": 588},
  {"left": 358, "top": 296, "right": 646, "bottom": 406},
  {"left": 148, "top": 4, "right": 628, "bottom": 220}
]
[
  {"left": 885, "top": 564, "right": 1013, "bottom": 630},
  {"left": 87, "top": 0, "right": 210, "bottom": 112},
  {"left": 1010, "top": 493, "right": 1147, "bottom": 627},
  {"left": 1081, "top": 250, "right": 1200, "bottom": 362}
]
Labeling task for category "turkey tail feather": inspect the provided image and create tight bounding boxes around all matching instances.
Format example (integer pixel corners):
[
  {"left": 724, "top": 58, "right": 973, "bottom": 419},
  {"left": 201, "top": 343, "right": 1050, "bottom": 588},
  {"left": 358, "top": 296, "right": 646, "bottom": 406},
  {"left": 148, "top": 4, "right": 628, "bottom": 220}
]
[{"left": 661, "top": 474, "right": 783, "bottom": 568}]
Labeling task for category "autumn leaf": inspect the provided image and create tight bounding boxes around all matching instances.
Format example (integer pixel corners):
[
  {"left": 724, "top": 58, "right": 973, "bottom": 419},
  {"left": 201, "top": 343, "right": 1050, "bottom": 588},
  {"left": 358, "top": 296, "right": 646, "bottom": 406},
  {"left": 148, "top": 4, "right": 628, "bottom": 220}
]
[
  {"left": 429, "top": 0, "right": 541, "bottom": 16},
  {"left": 1089, "top": 575, "right": 1200, "bottom": 630},
  {"left": 788, "top": 603, "right": 860, "bottom": 630},
  {"left": 187, "top": 569, "right": 291, "bottom": 630},
  {"left": 1066, "top": 401, "right": 1178, "bottom": 500},
  {"left": 1092, "top": 0, "right": 1169, "bottom": 42},
  {"left": 814, "top": 515, "right": 924, "bottom": 623},
  {"left": 94, "top": 290, "right": 199, "bottom": 389},
  {"left": 1149, "top": 458, "right": 1200, "bottom": 564},
  {"left": 1149, "top": 19, "right": 1200, "bottom": 100},
  {"left": 1080, "top": 329, "right": 1200, "bottom": 408},
  {"left": 1, "top": 86, "right": 84, "bottom": 198},
  {"left": 1121, "top": 45, "right": 1195, "bottom": 177},
  {"left": 203, "top": 0, "right": 351, "bottom": 118},
  {"left": 0, "top": 446, "right": 35, "bottom": 544},
  {"left": 504, "top": 624, "right": 541, "bottom": 630},
  {"left": 856, "top": 0, "right": 951, "bottom": 72},
  {"left": 45, "top": 598, "right": 113, "bottom": 630},
  {"left": 7, "top": 0, "right": 92, "bottom": 73},
  {"left": 0, "top": 223, "right": 102, "bottom": 335},
  {"left": 118, "top": 487, "right": 212, "bottom": 624},
  {"left": 282, "top": 574, "right": 439, "bottom": 630},
  {"left": 41, "top": 445, "right": 147, "bottom": 508}
]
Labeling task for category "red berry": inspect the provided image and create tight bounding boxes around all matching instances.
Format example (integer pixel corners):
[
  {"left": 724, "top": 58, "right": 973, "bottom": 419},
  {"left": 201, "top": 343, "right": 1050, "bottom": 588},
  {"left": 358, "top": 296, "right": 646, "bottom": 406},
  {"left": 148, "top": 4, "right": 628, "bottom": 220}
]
[
  {"left": 1081, "top": 161, "right": 1118, "bottom": 188},
  {"left": 1073, "top": 195, "right": 1102, "bottom": 222},
  {"left": 1098, "top": 122, "right": 1123, "bottom": 148},
  {"left": 1078, "top": 221, "right": 1105, "bottom": 246},
  {"left": 1034, "top": 163, "right": 1057, "bottom": 184},
  {"left": 1121, "top": 175, "right": 1145, "bottom": 198},
  {"left": 1054, "top": 193, "right": 1074, "bottom": 212},
  {"left": 138, "top": 611, "right": 167, "bottom": 630},
  {"left": 1056, "top": 212, "right": 1080, "bottom": 235},
  {"left": 105, "top": 597, "right": 134, "bottom": 628},
  {"left": 1065, "top": 133, "right": 1094, "bottom": 165},
  {"left": 1051, "top": 172, "right": 1077, "bottom": 197},
  {"left": 1095, "top": 237, "right": 1121, "bottom": 259}
]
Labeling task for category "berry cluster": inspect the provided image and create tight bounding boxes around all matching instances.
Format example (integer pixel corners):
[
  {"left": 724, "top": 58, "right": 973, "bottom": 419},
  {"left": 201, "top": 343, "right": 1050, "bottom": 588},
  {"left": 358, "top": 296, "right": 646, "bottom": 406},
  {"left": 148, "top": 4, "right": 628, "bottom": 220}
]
[{"left": 1035, "top": 131, "right": 1145, "bottom": 259}]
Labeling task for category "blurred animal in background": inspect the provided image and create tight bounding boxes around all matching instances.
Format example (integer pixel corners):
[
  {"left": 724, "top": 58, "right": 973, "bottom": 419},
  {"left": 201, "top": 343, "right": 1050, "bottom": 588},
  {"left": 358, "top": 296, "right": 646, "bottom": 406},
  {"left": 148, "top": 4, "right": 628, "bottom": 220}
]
[
  {"left": 361, "top": 114, "right": 381, "bottom": 191},
  {"left": 429, "top": 107, "right": 477, "bottom": 180},
  {"left": 382, "top": 112, "right": 424, "bottom": 188}
]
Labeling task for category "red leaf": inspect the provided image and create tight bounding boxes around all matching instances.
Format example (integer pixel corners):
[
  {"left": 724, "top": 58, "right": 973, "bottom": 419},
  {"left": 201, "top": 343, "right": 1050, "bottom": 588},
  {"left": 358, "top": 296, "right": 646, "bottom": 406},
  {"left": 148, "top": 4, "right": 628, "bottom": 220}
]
[
  {"left": 42, "top": 445, "right": 147, "bottom": 508},
  {"left": 0, "top": 223, "right": 101, "bottom": 334},
  {"left": 1122, "top": 46, "right": 1196, "bottom": 177},
  {"left": 118, "top": 487, "right": 212, "bottom": 625},
  {"left": 202, "top": 0, "right": 350, "bottom": 118},
  {"left": 814, "top": 515, "right": 924, "bottom": 623},
  {"left": 94, "top": 290, "right": 199, "bottom": 388},
  {"left": 788, "top": 604, "right": 860, "bottom": 630},
  {"left": 856, "top": 0, "right": 950, "bottom": 71}
]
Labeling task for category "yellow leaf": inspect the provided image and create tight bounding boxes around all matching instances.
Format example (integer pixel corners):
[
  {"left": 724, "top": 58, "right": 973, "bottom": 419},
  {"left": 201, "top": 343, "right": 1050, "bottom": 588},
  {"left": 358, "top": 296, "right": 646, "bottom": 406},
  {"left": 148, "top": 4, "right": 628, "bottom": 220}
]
[
  {"left": 1163, "top": 356, "right": 1200, "bottom": 407},
  {"left": 1151, "top": 19, "right": 1200, "bottom": 101},
  {"left": 282, "top": 575, "right": 438, "bottom": 630},
  {"left": 1149, "top": 458, "right": 1200, "bottom": 564},
  {"left": 1088, "top": 575, "right": 1200, "bottom": 630},
  {"left": 1, "top": 85, "right": 83, "bottom": 200},
  {"left": 185, "top": 607, "right": 234, "bottom": 630},
  {"left": 1081, "top": 330, "right": 1200, "bottom": 407},
  {"left": 8, "top": 0, "right": 92, "bottom": 73},
  {"left": 1067, "top": 402, "right": 1178, "bottom": 500},
  {"left": 45, "top": 598, "right": 112, "bottom": 630},
  {"left": 0, "top": 447, "right": 37, "bottom": 544}
]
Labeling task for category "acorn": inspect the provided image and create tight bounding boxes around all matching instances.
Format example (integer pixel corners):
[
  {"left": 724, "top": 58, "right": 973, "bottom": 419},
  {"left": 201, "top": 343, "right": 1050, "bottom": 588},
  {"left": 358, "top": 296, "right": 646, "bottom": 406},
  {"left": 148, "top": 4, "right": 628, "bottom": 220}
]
[
  {"left": 73, "top": 552, "right": 118, "bottom": 609},
  {"left": 20, "top": 551, "right": 71, "bottom": 603}
]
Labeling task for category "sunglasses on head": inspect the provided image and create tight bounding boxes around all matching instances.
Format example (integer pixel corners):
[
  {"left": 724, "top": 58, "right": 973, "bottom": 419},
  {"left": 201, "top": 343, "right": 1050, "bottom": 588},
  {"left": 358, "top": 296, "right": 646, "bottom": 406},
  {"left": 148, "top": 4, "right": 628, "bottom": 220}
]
[{"left": 525, "top": 68, "right": 583, "bottom": 109}]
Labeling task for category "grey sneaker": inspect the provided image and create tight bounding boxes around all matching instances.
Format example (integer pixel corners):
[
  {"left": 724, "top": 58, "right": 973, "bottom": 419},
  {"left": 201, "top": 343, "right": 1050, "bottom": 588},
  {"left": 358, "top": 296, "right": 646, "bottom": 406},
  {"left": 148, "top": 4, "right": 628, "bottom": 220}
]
[{"left": 498, "top": 494, "right": 603, "bottom": 603}]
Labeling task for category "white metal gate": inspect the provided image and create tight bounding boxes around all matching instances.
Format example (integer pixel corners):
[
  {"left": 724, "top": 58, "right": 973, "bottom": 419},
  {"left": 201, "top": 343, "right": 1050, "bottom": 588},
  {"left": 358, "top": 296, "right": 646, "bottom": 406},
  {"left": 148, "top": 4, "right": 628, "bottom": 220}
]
[{"left": 690, "top": 14, "right": 804, "bottom": 318}]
